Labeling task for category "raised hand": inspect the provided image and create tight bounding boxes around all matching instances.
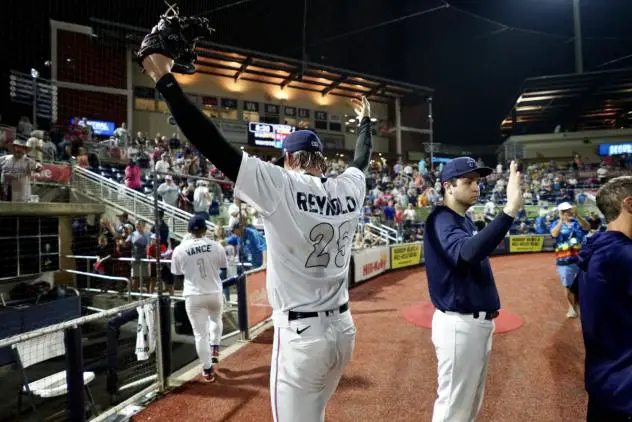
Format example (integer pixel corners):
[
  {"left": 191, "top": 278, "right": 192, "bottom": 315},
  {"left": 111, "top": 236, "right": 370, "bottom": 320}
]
[
  {"left": 351, "top": 96, "right": 371, "bottom": 122},
  {"left": 504, "top": 160, "right": 523, "bottom": 217}
]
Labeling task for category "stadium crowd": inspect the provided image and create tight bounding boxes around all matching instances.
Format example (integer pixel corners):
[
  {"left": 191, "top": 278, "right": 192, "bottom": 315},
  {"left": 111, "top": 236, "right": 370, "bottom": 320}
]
[{"left": 1, "top": 114, "right": 630, "bottom": 292}]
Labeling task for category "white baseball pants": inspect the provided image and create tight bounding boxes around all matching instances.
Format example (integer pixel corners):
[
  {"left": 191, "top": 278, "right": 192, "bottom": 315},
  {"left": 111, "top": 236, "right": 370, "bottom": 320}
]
[
  {"left": 270, "top": 309, "right": 356, "bottom": 422},
  {"left": 185, "top": 293, "right": 224, "bottom": 370},
  {"left": 431, "top": 309, "right": 495, "bottom": 422}
]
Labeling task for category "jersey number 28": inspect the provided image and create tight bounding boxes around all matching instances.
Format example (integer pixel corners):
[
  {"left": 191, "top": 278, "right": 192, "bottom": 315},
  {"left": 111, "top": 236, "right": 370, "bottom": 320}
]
[{"left": 305, "top": 221, "right": 355, "bottom": 269}]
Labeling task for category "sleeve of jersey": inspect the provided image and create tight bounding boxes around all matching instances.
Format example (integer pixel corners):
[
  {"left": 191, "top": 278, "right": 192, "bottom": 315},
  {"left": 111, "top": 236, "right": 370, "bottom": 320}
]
[
  {"left": 234, "top": 152, "right": 287, "bottom": 216},
  {"left": 338, "top": 166, "right": 366, "bottom": 210},
  {"left": 170, "top": 250, "right": 183, "bottom": 275},
  {"left": 216, "top": 243, "right": 228, "bottom": 270}
]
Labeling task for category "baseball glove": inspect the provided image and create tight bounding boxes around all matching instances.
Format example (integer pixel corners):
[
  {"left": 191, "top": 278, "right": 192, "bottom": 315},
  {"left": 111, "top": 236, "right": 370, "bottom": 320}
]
[{"left": 136, "top": 3, "right": 214, "bottom": 74}]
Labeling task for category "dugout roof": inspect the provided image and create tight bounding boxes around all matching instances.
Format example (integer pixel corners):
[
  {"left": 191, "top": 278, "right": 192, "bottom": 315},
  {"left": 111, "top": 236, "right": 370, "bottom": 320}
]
[
  {"left": 91, "top": 19, "right": 434, "bottom": 104},
  {"left": 501, "top": 67, "right": 632, "bottom": 136}
]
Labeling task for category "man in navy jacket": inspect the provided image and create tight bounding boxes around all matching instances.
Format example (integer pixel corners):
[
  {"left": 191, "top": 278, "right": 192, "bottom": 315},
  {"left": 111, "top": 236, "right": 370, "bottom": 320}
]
[{"left": 572, "top": 176, "right": 632, "bottom": 421}]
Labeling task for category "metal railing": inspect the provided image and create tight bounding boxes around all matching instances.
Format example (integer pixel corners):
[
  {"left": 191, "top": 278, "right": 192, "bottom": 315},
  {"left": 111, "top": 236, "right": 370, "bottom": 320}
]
[
  {"left": 72, "top": 166, "right": 215, "bottom": 240},
  {"left": 364, "top": 222, "right": 399, "bottom": 244},
  {"left": 0, "top": 291, "right": 161, "bottom": 422}
]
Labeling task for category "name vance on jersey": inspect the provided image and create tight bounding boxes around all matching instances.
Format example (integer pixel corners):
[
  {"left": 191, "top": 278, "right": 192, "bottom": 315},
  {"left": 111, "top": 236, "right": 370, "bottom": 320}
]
[
  {"left": 296, "top": 192, "right": 357, "bottom": 216},
  {"left": 185, "top": 244, "right": 214, "bottom": 257}
]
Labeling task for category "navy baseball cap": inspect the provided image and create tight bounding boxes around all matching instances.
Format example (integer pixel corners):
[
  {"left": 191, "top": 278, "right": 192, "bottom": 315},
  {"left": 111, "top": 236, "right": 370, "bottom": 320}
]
[
  {"left": 283, "top": 130, "right": 323, "bottom": 154},
  {"left": 188, "top": 215, "right": 207, "bottom": 232},
  {"left": 440, "top": 157, "right": 493, "bottom": 182}
]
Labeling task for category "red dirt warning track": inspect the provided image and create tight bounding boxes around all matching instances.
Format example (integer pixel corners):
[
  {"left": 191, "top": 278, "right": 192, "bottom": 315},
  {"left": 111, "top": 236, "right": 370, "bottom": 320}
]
[{"left": 134, "top": 253, "right": 587, "bottom": 422}]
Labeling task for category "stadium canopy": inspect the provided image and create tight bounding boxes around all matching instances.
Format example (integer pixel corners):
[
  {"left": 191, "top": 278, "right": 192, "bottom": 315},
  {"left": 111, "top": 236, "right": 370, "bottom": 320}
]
[
  {"left": 90, "top": 18, "right": 434, "bottom": 104},
  {"left": 501, "top": 67, "right": 632, "bottom": 137}
]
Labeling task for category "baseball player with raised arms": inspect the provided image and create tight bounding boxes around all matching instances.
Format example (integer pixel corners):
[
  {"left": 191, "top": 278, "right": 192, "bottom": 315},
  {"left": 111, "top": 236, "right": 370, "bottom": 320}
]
[
  {"left": 424, "top": 158, "right": 523, "bottom": 421},
  {"left": 139, "top": 38, "right": 372, "bottom": 419},
  {"left": 171, "top": 214, "right": 227, "bottom": 382}
]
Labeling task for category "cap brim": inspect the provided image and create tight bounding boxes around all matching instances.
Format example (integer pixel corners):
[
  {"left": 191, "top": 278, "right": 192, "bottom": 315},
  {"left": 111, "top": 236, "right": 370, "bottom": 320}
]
[
  {"left": 443, "top": 167, "right": 493, "bottom": 182},
  {"left": 474, "top": 167, "right": 494, "bottom": 178}
]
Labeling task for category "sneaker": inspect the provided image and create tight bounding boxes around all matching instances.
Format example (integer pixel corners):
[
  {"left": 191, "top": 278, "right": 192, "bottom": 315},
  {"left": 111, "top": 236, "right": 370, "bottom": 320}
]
[
  {"left": 211, "top": 346, "right": 220, "bottom": 364},
  {"left": 202, "top": 367, "right": 215, "bottom": 382},
  {"left": 566, "top": 307, "right": 578, "bottom": 319}
]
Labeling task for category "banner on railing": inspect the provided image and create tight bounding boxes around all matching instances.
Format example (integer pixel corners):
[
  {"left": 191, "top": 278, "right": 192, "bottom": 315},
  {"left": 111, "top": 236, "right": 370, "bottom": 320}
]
[
  {"left": 390, "top": 242, "right": 423, "bottom": 270},
  {"left": 33, "top": 163, "right": 72, "bottom": 183},
  {"left": 353, "top": 245, "right": 390, "bottom": 283},
  {"left": 246, "top": 269, "right": 272, "bottom": 328},
  {"left": 508, "top": 235, "right": 545, "bottom": 253}
]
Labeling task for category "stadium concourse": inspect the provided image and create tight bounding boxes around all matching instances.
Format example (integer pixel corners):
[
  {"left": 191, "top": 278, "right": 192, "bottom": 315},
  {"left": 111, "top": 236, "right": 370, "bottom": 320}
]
[{"left": 133, "top": 253, "right": 587, "bottom": 422}]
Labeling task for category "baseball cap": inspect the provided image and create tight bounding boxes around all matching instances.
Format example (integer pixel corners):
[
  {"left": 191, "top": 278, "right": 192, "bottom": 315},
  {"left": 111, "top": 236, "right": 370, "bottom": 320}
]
[
  {"left": 440, "top": 157, "right": 493, "bottom": 182},
  {"left": 188, "top": 214, "right": 207, "bottom": 232},
  {"left": 557, "top": 202, "right": 573, "bottom": 212},
  {"left": 283, "top": 130, "right": 323, "bottom": 154}
]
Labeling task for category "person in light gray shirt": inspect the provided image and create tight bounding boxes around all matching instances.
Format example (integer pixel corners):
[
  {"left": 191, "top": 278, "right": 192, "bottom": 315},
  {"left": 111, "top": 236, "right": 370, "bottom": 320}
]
[{"left": 157, "top": 175, "right": 180, "bottom": 207}]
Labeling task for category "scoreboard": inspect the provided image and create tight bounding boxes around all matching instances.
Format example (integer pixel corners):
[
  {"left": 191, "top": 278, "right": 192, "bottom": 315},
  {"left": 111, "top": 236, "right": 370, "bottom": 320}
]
[{"left": 247, "top": 122, "right": 295, "bottom": 149}]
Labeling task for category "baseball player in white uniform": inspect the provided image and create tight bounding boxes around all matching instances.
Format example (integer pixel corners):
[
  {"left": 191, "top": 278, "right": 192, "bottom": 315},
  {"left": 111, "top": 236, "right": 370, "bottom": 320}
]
[
  {"left": 171, "top": 214, "right": 227, "bottom": 382},
  {"left": 141, "top": 48, "right": 373, "bottom": 422}
]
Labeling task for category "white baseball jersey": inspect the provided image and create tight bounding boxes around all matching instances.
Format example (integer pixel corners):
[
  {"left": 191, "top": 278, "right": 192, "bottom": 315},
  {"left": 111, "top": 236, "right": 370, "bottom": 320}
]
[
  {"left": 234, "top": 152, "right": 365, "bottom": 313},
  {"left": 135, "top": 303, "right": 156, "bottom": 361},
  {"left": 0, "top": 154, "right": 40, "bottom": 202},
  {"left": 171, "top": 237, "right": 227, "bottom": 297}
]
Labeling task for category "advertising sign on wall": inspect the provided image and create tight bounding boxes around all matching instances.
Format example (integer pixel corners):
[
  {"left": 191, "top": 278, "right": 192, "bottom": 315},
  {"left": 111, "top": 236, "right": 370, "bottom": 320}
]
[
  {"left": 508, "top": 235, "right": 545, "bottom": 253},
  {"left": 245, "top": 269, "right": 272, "bottom": 328},
  {"left": 32, "top": 163, "right": 72, "bottom": 183},
  {"left": 353, "top": 246, "right": 391, "bottom": 283},
  {"left": 390, "top": 243, "right": 423, "bottom": 269}
]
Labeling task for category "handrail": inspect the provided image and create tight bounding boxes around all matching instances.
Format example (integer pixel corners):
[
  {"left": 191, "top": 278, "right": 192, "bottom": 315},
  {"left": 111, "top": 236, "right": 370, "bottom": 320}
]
[
  {"left": 72, "top": 167, "right": 217, "bottom": 239},
  {"left": 365, "top": 223, "right": 398, "bottom": 243},
  {"left": 75, "top": 166, "right": 194, "bottom": 222}
]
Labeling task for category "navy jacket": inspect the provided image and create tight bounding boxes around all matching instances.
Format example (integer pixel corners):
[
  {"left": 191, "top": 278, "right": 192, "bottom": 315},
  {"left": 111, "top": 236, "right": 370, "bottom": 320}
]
[{"left": 575, "top": 231, "right": 632, "bottom": 412}]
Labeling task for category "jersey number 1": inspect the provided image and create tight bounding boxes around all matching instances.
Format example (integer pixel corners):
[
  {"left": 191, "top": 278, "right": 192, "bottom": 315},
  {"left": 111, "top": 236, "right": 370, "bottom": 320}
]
[
  {"left": 305, "top": 221, "right": 354, "bottom": 269},
  {"left": 197, "top": 259, "right": 207, "bottom": 279}
]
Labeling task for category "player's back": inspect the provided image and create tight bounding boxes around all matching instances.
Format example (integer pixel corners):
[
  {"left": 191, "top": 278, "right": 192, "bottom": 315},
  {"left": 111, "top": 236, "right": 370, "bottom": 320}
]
[
  {"left": 172, "top": 237, "right": 226, "bottom": 297},
  {"left": 234, "top": 154, "right": 365, "bottom": 313}
]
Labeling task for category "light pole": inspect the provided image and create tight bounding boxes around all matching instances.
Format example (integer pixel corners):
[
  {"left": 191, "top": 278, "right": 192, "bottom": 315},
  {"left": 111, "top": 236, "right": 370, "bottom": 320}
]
[{"left": 572, "top": 0, "right": 583, "bottom": 73}]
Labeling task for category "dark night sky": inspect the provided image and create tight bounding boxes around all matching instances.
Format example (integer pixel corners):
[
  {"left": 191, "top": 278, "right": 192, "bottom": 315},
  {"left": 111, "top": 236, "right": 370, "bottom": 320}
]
[{"left": 2, "top": 0, "right": 631, "bottom": 147}]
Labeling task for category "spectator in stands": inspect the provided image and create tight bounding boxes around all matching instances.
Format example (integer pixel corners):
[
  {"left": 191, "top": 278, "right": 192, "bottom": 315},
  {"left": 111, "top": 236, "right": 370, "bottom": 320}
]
[
  {"left": 26, "top": 136, "right": 43, "bottom": 163},
  {"left": 228, "top": 198, "right": 244, "bottom": 228},
  {"left": 76, "top": 147, "right": 89, "bottom": 168},
  {"left": 131, "top": 221, "right": 150, "bottom": 291},
  {"left": 124, "top": 159, "right": 143, "bottom": 192},
  {"left": 597, "top": 165, "right": 608, "bottom": 184},
  {"left": 168, "top": 133, "right": 181, "bottom": 152},
  {"left": 228, "top": 223, "right": 267, "bottom": 270},
  {"left": 114, "top": 122, "right": 130, "bottom": 148},
  {"left": 534, "top": 209, "right": 550, "bottom": 234},
  {"left": 157, "top": 175, "right": 179, "bottom": 207},
  {"left": 151, "top": 210, "right": 170, "bottom": 248},
  {"left": 193, "top": 180, "right": 212, "bottom": 220},
  {"left": 0, "top": 139, "right": 41, "bottom": 202},
  {"left": 94, "top": 234, "right": 114, "bottom": 290},
  {"left": 147, "top": 233, "right": 167, "bottom": 293},
  {"left": 404, "top": 203, "right": 416, "bottom": 227},
  {"left": 99, "top": 216, "right": 117, "bottom": 247},
  {"left": 17, "top": 116, "right": 33, "bottom": 137},
  {"left": 113, "top": 225, "right": 133, "bottom": 288},
  {"left": 116, "top": 212, "right": 133, "bottom": 234},
  {"left": 155, "top": 152, "right": 171, "bottom": 177},
  {"left": 383, "top": 200, "right": 395, "bottom": 227},
  {"left": 42, "top": 135, "right": 57, "bottom": 162},
  {"left": 550, "top": 202, "right": 590, "bottom": 318}
]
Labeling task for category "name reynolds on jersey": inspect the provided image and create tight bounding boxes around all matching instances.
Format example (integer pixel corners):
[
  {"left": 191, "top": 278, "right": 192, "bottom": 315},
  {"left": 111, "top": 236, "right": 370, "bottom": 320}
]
[
  {"left": 296, "top": 192, "right": 358, "bottom": 216},
  {"left": 185, "top": 244, "right": 214, "bottom": 256}
]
